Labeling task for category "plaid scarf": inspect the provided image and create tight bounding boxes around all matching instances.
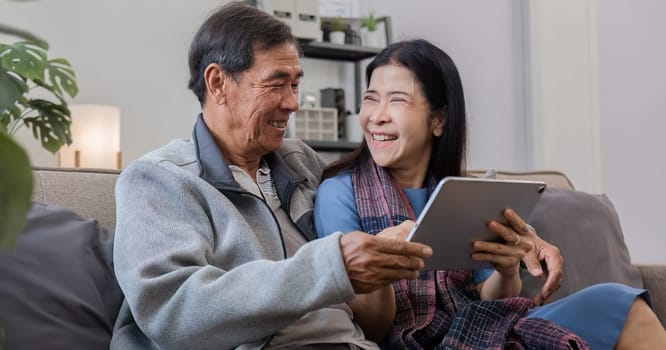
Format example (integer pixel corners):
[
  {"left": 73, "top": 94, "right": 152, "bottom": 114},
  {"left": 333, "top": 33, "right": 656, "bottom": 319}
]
[{"left": 351, "top": 158, "right": 589, "bottom": 350}]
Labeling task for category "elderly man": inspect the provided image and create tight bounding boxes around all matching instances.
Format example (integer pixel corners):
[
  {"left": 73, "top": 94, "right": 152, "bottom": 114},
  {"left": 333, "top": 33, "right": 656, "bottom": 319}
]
[{"left": 111, "top": 2, "right": 431, "bottom": 349}]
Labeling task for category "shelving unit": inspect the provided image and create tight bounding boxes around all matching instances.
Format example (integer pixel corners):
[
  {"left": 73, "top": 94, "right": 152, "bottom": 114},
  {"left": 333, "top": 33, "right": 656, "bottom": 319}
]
[
  {"left": 304, "top": 140, "right": 360, "bottom": 153},
  {"left": 299, "top": 40, "right": 381, "bottom": 61},
  {"left": 297, "top": 16, "right": 392, "bottom": 154},
  {"left": 299, "top": 16, "right": 391, "bottom": 112}
]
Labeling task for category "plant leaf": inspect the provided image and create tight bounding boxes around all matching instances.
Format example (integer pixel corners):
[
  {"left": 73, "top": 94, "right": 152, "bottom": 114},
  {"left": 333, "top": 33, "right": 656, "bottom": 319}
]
[
  {"left": 0, "top": 129, "right": 33, "bottom": 250},
  {"left": 0, "top": 65, "right": 27, "bottom": 117},
  {"left": 0, "top": 41, "right": 47, "bottom": 82},
  {"left": 46, "top": 58, "right": 78, "bottom": 98},
  {"left": 22, "top": 99, "right": 72, "bottom": 153}
]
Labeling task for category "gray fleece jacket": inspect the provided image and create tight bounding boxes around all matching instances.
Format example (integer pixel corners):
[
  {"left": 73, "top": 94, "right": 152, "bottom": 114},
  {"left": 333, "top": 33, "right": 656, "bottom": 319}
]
[{"left": 111, "top": 115, "right": 355, "bottom": 349}]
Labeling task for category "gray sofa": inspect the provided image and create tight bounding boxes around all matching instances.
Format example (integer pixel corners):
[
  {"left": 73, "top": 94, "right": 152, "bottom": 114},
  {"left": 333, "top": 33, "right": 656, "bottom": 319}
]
[{"left": 26, "top": 166, "right": 666, "bottom": 329}]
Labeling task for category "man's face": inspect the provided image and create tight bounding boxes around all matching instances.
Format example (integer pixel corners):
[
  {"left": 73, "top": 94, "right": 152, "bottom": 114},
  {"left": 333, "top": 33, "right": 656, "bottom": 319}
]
[{"left": 221, "top": 42, "right": 302, "bottom": 159}]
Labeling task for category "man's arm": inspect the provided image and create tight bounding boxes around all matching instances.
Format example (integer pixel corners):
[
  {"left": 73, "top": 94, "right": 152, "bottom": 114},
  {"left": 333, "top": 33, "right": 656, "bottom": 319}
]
[{"left": 114, "top": 161, "right": 356, "bottom": 348}]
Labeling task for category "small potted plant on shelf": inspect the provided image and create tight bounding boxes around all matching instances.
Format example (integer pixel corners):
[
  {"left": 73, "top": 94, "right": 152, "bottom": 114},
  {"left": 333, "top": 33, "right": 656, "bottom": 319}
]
[
  {"left": 362, "top": 12, "right": 380, "bottom": 48},
  {"left": 326, "top": 17, "right": 347, "bottom": 45}
]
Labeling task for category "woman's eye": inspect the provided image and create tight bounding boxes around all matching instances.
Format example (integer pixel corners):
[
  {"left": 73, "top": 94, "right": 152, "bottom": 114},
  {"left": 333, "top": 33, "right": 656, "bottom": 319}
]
[{"left": 363, "top": 95, "right": 378, "bottom": 102}]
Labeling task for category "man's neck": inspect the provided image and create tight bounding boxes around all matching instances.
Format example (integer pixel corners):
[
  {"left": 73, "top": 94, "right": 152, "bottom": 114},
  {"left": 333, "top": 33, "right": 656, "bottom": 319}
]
[{"left": 222, "top": 149, "right": 261, "bottom": 182}]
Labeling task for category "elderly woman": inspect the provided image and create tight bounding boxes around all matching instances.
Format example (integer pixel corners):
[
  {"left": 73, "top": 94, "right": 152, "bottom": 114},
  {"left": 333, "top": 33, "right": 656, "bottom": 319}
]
[{"left": 315, "top": 39, "right": 666, "bottom": 349}]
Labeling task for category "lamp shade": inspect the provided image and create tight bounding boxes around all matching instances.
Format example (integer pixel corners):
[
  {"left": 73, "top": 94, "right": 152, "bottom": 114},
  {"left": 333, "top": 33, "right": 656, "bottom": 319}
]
[{"left": 59, "top": 104, "right": 121, "bottom": 169}]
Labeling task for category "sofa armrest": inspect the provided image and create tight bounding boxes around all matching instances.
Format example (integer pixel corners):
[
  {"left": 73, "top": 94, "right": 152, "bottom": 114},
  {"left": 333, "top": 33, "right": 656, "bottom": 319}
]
[{"left": 635, "top": 264, "right": 666, "bottom": 327}]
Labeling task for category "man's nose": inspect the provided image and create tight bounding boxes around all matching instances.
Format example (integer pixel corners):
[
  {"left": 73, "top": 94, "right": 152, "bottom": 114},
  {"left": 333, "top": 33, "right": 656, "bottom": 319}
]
[{"left": 282, "top": 89, "right": 299, "bottom": 111}]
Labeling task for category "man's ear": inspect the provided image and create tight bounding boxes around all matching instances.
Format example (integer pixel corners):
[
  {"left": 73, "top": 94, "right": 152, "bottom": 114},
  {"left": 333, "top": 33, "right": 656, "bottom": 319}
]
[
  {"left": 203, "top": 63, "right": 226, "bottom": 105},
  {"left": 432, "top": 109, "right": 446, "bottom": 137}
]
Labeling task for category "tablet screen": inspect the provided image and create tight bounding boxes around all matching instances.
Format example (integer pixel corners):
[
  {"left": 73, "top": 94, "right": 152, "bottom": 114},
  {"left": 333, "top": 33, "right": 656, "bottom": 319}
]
[{"left": 406, "top": 176, "right": 546, "bottom": 270}]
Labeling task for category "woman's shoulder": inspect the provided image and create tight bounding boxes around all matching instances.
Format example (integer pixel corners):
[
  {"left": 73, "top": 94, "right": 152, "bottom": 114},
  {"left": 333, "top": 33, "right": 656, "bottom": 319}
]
[
  {"left": 320, "top": 172, "right": 352, "bottom": 190},
  {"left": 317, "top": 172, "right": 355, "bottom": 209}
]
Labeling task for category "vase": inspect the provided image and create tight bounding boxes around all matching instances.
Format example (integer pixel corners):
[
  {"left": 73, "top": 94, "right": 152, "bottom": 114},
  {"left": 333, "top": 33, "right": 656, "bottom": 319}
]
[
  {"left": 329, "top": 31, "right": 345, "bottom": 45},
  {"left": 364, "top": 30, "right": 380, "bottom": 48}
]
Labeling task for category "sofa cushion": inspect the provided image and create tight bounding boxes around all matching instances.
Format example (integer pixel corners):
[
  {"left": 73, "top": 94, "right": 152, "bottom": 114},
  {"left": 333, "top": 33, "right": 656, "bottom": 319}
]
[
  {"left": 520, "top": 187, "right": 644, "bottom": 302},
  {"left": 0, "top": 202, "right": 123, "bottom": 349}
]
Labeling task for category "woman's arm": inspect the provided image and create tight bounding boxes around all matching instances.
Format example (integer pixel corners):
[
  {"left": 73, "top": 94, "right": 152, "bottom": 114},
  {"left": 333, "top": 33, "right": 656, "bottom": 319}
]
[
  {"left": 348, "top": 285, "right": 396, "bottom": 342},
  {"left": 476, "top": 268, "right": 521, "bottom": 300}
]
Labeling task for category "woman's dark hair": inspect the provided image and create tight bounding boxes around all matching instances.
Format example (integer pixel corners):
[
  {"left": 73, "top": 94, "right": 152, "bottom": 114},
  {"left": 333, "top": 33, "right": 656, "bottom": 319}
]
[
  {"left": 187, "top": 1, "right": 299, "bottom": 105},
  {"left": 322, "top": 39, "right": 468, "bottom": 182}
]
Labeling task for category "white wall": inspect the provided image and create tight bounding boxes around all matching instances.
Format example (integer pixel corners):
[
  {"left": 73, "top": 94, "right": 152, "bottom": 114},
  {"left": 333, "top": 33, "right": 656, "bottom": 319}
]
[
  {"left": 2, "top": 0, "right": 528, "bottom": 172},
  {"left": 4, "top": 1, "right": 661, "bottom": 262},
  {"left": 1, "top": 0, "right": 222, "bottom": 166},
  {"left": 373, "top": 0, "right": 528, "bottom": 171},
  {"left": 526, "top": 1, "right": 603, "bottom": 194},
  {"left": 597, "top": 0, "right": 666, "bottom": 263}
]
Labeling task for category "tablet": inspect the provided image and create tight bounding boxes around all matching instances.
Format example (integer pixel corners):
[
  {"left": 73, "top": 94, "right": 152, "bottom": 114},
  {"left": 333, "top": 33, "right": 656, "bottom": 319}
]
[{"left": 406, "top": 176, "right": 546, "bottom": 270}]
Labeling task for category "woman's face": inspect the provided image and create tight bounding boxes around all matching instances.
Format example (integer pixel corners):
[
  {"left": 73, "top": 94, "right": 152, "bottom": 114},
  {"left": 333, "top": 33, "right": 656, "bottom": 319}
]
[{"left": 359, "top": 64, "right": 444, "bottom": 177}]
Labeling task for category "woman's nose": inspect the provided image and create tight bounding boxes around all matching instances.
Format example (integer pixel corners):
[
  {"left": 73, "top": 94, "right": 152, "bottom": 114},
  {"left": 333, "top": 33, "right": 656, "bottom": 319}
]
[{"left": 368, "top": 102, "right": 390, "bottom": 124}]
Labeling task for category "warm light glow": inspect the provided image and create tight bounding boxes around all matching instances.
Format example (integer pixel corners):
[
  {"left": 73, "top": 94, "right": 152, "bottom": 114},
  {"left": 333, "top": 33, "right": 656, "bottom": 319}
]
[{"left": 59, "top": 104, "right": 121, "bottom": 169}]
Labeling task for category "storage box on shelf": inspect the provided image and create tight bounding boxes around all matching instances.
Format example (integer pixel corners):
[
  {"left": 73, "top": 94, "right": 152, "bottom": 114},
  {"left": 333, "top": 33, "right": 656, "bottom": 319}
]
[
  {"left": 259, "top": 0, "right": 320, "bottom": 41},
  {"left": 291, "top": 108, "right": 338, "bottom": 141}
]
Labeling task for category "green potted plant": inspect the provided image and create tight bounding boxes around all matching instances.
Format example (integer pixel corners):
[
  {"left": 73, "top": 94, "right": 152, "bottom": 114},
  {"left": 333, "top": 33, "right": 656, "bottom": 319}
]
[
  {"left": 0, "top": 24, "right": 78, "bottom": 250},
  {"left": 325, "top": 17, "right": 347, "bottom": 44},
  {"left": 362, "top": 12, "right": 377, "bottom": 32},
  {"left": 362, "top": 12, "right": 380, "bottom": 48}
]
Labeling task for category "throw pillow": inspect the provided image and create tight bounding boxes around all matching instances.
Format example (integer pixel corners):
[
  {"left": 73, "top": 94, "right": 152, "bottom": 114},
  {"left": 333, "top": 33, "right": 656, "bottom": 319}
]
[
  {"left": 520, "top": 187, "right": 644, "bottom": 302},
  {"left": 0, "top": 202, "right": 124, "bottom": 349}
]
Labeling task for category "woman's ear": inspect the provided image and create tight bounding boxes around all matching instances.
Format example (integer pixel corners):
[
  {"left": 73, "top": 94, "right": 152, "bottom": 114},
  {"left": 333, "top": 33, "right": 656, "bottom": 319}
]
[
  {"left": 432, "top": 109, "right": 446, "bottom": 137},
  {"left": 203, "top": 63, "right": 226, "bottom": 105}
]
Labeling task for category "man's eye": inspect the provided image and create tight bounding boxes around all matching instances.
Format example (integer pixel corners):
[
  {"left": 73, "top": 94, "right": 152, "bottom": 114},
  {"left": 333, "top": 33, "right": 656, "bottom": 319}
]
[{"left": 363, "top": 95, "right": 378, "bottom": 102}]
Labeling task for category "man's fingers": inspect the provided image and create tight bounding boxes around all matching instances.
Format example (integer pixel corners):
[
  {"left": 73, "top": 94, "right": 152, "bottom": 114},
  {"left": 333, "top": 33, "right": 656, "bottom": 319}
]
[
  {"left": 340, "top": 231, "right": 430, "bottom": 294},
  {"left": 350, "top": 265, "right": 421, "bottom": 294},
  {"left": 377, "top": 220, "right": 415, "bottom": 240},
  {"left": 376, "top": 235, "right": 433, "bottom": 258}
]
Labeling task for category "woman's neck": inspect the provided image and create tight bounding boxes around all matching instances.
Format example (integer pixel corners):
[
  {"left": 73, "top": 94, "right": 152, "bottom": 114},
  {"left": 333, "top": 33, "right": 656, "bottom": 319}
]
[{"left": 388, "top": 167, "right": 428, "bottom": 189}]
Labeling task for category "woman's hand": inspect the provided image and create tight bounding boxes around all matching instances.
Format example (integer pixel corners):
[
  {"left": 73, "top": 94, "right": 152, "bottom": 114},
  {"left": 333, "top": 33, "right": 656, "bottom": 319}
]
[
  {"left": 472, "top": 214, "right": 533, "bottom": 279},
  {"left": 499, "top": 209, "right": 564, "bottom": 305},
  {"left": 472, "top": 209, "right": 534, "bottom": 299},
  {"left": 473, "top": 209, "right": 564, "bottom": 304}
]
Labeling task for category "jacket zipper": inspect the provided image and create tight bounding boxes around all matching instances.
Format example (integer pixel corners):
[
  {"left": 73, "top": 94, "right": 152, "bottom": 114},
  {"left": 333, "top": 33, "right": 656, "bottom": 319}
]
[{"left": 221, "top": 188, "right": 288, "bottom": 259}]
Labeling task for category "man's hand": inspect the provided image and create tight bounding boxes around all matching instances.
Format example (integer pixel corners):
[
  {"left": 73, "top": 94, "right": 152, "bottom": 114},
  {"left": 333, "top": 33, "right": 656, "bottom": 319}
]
[
  {"left": 504, "top": 209, "right": 564, "bottom": 305},
  {"left": 339, "top": 221, "right": 433, "bottom": 294}
]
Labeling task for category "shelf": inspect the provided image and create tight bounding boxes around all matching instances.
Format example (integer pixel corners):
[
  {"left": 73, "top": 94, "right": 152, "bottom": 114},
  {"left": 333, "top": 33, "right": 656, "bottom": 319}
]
[
  {"left": 304, "top": 140, "right": 360, "bottom": 153},
  {"left": 298, "top": 40, "right": 381, "bottom": 61}
]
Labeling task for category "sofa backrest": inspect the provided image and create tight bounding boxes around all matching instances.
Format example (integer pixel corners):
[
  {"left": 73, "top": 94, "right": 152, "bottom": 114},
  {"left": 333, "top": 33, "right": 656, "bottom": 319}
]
[
  {"left": 30, "top": 167, "right": 574, "bottom": 232},
  {"left": 32, "top": 167, "right": 120, "bottom": 230},
  {"left": 466, "top": 169, "right": 575, "bottom": 191}
]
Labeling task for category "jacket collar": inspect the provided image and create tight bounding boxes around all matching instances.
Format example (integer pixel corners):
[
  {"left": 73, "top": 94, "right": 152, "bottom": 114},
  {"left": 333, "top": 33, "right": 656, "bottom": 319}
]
[{"left": 192, "top": 114, "right": 306, "bottom": 192}]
